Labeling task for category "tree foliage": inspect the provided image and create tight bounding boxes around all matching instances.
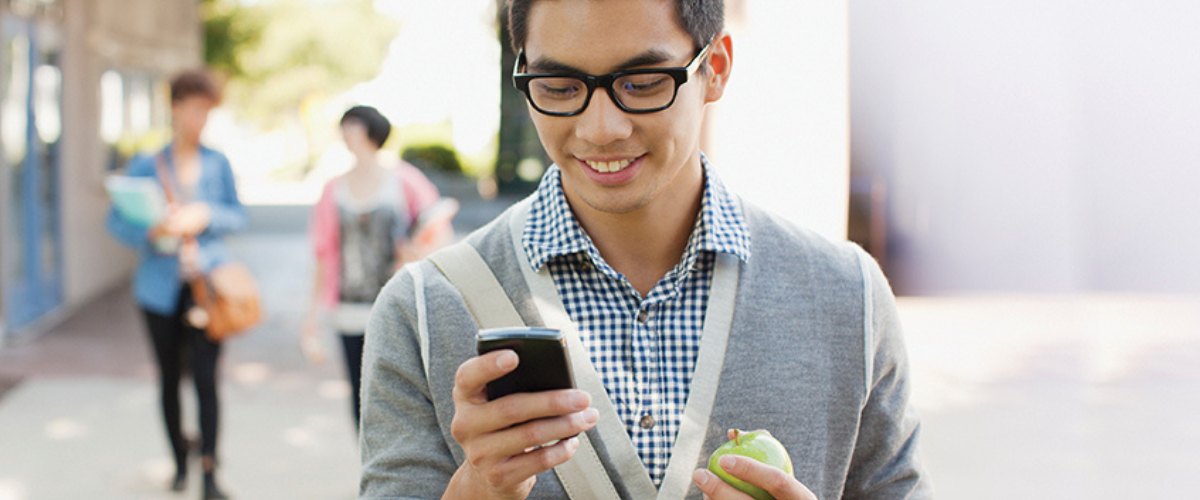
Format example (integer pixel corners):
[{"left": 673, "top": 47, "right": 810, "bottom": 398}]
[
  {"left": 201, "top": 0, "right": 263, "bottom": 79},
  {"left": 201, "top": 0, "right": 400, "bottom": 127},
  {"left": 402, "top": 144, "right": 464, "bottom": 175}
]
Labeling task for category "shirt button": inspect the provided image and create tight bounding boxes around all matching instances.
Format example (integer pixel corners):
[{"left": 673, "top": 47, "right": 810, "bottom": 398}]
[
  {"left": 640, "top": 414, "right": 656, "bottom": 429},
  {"left": 637, "top": 309, "right": 649, "bottom": 323}
]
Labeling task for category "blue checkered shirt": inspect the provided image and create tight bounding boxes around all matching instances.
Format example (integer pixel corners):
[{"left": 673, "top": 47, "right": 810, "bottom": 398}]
[{"left": 522, "top": 156, "right": 751, "bottom": 486}]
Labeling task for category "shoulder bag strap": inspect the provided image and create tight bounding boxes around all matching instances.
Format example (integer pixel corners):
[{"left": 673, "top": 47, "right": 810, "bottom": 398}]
[
  {"left": 427, "top": 242, "right": 624, "bottom": 500},
  {"left": 427, "top": 242, "right": 523, "bottom": 328},
  {"left": 156, "top": 153, "right": 210, "bottom": 311},
  {"left": 154, "top": 153, "right": 178, "bottom": 206}
]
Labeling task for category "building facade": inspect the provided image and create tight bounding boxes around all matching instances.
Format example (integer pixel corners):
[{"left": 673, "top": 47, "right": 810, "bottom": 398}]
[{"left": 1, "top": 0, "right": 200, "bottom": 344}]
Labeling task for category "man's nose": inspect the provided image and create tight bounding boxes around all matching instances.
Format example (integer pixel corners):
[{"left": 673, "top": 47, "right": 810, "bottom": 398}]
[{"left": 574, "top": 88, "right": 633, "bottom": 146}]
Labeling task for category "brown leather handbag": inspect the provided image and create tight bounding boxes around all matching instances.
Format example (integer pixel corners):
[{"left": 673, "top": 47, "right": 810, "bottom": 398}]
[
  {"left": 156, "top": 154, "right": 262, "bottom": 341},
  {"left": 185, "top": 260, "right": 262, "bottom": 341}
]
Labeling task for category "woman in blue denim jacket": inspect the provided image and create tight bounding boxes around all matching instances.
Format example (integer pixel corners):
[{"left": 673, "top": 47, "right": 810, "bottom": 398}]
[{"left": 106, "top": 69, "right": 245, "bottom": 500}]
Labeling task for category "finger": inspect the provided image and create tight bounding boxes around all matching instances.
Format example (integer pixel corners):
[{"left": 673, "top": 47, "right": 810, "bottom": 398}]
[
  {"left": 492, "top": 435, "right": 582, "bottom": 486},
  {"left": 180, "top": 202, "right": 204, "bottom": 215},
  {"left": 453, "top": 389, "right": 593, "bottom": 450},
  {"left": 473, "top": 405, "right": 598, "bottom": 458},
  {"left": 485, "top": 389, "right": 592, "bottom": 429},
  {"left": 166, "top": 217, "right": 196, "bottom": 235},
  {"left": 692, "top": 468, "right": 754, "bottom": 500},
  {"left": 453, "top": 350, "right": 520, "bottom": 405},
  {"left": 717, "top": 455, "right": 817, "bottom": 500}
]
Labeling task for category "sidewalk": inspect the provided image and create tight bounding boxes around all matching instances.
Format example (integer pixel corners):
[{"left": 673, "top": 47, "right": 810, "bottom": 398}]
[
  {"left": 0, "top": 230, "right": 359, "bottom": 500},
  {"left": 903, "top": 294, "right": 1200, "bottom": 499}
]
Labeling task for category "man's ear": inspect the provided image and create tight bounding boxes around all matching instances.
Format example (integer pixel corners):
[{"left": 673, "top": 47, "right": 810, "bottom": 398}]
[{"left": 704, "top": 31, "right": 733, "bottom": 103}]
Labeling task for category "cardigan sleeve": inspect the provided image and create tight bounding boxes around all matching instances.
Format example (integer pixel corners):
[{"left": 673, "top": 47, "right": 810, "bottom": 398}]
[
  {"left": 359, "top": 263, "right": 459, "bottom": 498},
  {"left": 842, "top": 247, "right": 933, "bottom": 499},
  {"left": 310, "top": 180, "right": 341, "bottom": 309},
  {"left": 311, "top": 181, "right": 339, "bottom": 259}
]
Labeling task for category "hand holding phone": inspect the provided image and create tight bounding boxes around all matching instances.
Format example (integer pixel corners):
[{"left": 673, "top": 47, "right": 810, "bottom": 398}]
[
  {"left": 445, "top": 337, "right": 595, "bottom": 499},
  {"left": 476, "top": 327, "right": 575, "bottom": 401}
]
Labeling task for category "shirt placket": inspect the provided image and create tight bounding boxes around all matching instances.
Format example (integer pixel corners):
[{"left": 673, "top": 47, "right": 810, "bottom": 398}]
[
  {"left": 636, "top": 280, "right": 680, "bottom": 481},
  {"left": 580, "top": 255, "right": 643, "bottom": 432}
]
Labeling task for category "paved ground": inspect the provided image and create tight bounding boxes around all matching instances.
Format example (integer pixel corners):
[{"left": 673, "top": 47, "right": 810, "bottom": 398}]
[
  {"left": 902, "top": 294, "right": 1200, "bottom": 499},
  {"left": 2, "top": 201, "right": 1199, "bottom": 499},
  {"left": 0, "top": 230, "right": 359, "bottom": 500}
]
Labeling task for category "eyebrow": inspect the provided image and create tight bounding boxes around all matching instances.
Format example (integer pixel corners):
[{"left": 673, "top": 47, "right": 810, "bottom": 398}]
[{"left": 527, "top": 48, "right": 679, "bottom": 74}]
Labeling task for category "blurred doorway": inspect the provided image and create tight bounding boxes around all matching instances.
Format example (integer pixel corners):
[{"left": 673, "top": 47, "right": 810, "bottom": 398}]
[{"left": 1, "top": 11, "right": 63, "bottom": 334}]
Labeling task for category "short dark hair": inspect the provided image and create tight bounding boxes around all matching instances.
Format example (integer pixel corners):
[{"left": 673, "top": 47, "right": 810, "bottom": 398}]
[
  {"left": 169, "top": 69, "right": 221, "bottom": 104},
  {"left": 506, "top": 0, "right": 724, "bottom": 55},
  {"left": 340, "top": 105, "right": 392, "bottom": 149}
]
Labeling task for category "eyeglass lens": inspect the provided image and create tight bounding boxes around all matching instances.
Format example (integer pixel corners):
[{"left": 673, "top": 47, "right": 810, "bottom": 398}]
[{"left": 527, "top": 72, "right": 677, "bottom": 114}]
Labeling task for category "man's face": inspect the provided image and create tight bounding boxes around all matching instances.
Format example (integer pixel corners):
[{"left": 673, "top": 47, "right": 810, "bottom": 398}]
[{"left": 523, "top": 0, "right": 725, "bottom": 217}]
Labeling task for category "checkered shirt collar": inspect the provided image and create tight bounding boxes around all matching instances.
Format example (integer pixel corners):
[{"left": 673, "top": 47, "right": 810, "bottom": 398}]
[{"left": 522, "top": 154, "right": 752, "bottom": 274}]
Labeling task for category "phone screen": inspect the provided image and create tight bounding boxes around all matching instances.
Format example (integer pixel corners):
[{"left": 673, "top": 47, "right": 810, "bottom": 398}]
[{"left": 477, "top": 327, "right": 575, "bottom": 400}]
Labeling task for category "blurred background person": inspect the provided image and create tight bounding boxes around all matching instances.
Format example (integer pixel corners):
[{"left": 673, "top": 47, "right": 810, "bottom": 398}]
[
  {"left": 105, "top": 68, "right": 244, "bottom": 500},
  {"left": 302, "top": 105, "right": 456, "bottom": 431}
]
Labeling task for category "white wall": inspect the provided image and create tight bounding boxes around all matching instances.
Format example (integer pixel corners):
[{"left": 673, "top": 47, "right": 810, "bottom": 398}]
[
  {"left": 707, "top": 0, "right": 849, "bottom": 241},
  {"left": 1070, "top": 1, "right": 1200, "bottom": 293},
  {"left": 851, "top": 0, "right": 1200, "bottom": 294},
  {"left": 59, "top": 0, "right": 201, "bottom": 306}
]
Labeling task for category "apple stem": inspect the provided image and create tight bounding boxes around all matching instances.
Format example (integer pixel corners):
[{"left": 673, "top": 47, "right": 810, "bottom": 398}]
[{"left": 733, "top": 429, "right": 741, "bottom": 446}]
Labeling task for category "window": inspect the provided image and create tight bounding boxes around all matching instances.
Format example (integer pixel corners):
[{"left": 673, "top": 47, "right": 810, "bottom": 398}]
[{"left": 100, "top": 69, "right": 168, "bottom": 172}]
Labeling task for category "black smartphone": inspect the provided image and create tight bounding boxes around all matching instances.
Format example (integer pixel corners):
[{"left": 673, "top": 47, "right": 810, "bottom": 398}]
[{"left": 476, "top": 327, "right": 575, "bottom": 401}]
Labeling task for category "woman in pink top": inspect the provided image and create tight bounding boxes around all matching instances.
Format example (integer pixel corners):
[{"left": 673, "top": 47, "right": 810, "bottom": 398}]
[{"left": 303, "top": 106, "right": 454, "bottom": 430}]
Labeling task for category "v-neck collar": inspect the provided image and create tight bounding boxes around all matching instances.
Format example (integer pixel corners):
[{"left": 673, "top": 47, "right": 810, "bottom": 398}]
[
  {"left": 522, "top": 155, "right": 752, "bottom": 277},
  {"left": 162, "top": 143, "right": 205, "bottom": 202},
  {"left": 509, "top": 199, "right": 742, "bottom": 498}
]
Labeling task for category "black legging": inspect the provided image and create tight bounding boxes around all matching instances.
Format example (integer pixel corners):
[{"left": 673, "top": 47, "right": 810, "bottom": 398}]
[
  {"left": 339, "top": 333, "right": 365, "bottom": 430},
  {"left": 142, "top": 285, "right": 222, "bottom": 467}
]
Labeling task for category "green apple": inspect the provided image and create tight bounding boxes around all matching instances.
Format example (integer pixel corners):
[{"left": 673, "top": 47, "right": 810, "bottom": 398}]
[{"left": 707, "top": 429, "right": 794, "bottom": 500}]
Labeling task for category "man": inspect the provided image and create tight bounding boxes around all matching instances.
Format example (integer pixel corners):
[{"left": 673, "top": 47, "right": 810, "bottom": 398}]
[{"left": 360, "top": 0, "right": 930, "bottom": 498}]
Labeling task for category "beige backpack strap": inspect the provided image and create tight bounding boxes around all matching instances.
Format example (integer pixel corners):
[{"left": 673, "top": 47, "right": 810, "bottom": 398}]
[
  {"left": 428, "top": 242, "right": 524, "bottom": 328},
  {"left": 427, "top": 241, "right": 624, "bottom": 500}
]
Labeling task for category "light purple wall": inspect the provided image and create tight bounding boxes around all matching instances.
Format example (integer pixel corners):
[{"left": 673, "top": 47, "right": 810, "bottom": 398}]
[{"left": 852, "top": 0, "right": 1200, "bottom": 294}]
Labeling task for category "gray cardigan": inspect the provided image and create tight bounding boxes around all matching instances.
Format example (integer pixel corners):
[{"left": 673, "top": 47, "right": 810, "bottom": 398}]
[{"left": 360, "top": 198, "right": 931, "bottom": 499}]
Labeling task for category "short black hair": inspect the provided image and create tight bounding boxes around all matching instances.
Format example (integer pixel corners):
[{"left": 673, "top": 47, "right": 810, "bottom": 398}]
[
  {"left": 340, "top": 105, "right": 392, "bottom": 149},
  {"left": 506, "top": 0, "right": 723, "bottom": 55},
  {"left": 169, "top": 69, "right": 221, "bottom": 104}
]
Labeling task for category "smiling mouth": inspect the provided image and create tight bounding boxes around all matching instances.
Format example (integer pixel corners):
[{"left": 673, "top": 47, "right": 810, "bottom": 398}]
[{"left": 583, "top": 158, "right": 635, "bottom": 173}]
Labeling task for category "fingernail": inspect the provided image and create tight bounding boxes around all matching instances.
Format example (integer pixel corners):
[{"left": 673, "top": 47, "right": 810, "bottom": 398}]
[
  {"left": 693, "top": 469, "right": 709, "bottom": 486},
  {"left": 565, "top": 436, "right": 580, "bottom": 453},
  {"left": 582, "top": 407, "right": 599, "bottom": 425},
  {"left": 497, "top": 350, "right": 518, "bottom": 370},
  {"left": 719, "top": 454, "right": 737, "bottom": 471},
  {"left": 569, "top": 391, "right": 590, "bottom": 410}
]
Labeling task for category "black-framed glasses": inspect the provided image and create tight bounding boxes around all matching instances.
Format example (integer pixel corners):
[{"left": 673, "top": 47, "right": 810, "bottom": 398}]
[{"left": 513, "top": 43, "right": 713, "bottom": 117}]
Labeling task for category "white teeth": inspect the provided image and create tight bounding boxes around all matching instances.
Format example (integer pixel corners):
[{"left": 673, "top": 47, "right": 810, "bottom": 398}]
[{"left": 585, "top": 159, "right": 634, "bottom": 173}]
